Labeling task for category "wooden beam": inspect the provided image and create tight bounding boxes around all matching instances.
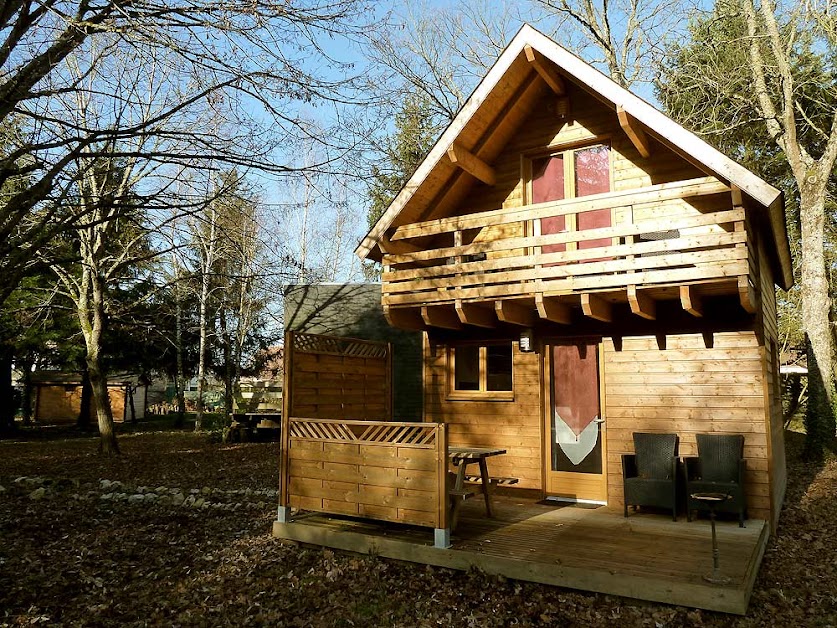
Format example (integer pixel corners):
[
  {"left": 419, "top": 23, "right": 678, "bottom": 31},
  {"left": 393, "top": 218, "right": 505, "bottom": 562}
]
[
  {"left": 679, "top": 285, "right": 704, "bottom": 317},
  {"left": 379, "top": 237, "right": 423, "bottom": 255},
  {"left": 421, "top": 305, "right": 462, "bottom": 330},
  {"left": 455, "top": 300, "right": 496, "bottom": 328},
  {"left": 524, "top": 44, "right": 566, "bottom": 95},
  {"left": 581, "top": 294, "right": 612, "bottom": 322},
  {"left": 446, "top": 142, "right": 496, "bottom": 186},
  {"left": 495, "top": 300, "right": 536, "bottom": 326},
  {"left": 384, "top": 305, "right": 426, "bottom": 331},
  {"left": 738, "top": 276, "right": 757, "bottom": 314},
  {"left": 536, "top": 294, "right": 572, "bottom": 325},
  {"left": 627, "top": 285, "right": 656, "bottom": 320},
  {"left": 617, "top": 106, "right": 652, "bottom": 158}
]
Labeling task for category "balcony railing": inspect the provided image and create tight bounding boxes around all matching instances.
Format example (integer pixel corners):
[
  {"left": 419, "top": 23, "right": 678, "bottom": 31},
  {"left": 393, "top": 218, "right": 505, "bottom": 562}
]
[{"left": 381, "top": 177, "right": 752, "bottom": 308}]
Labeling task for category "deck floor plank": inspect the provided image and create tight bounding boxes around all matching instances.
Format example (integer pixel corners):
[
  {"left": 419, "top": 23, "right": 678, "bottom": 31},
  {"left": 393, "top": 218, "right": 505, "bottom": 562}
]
[{"left": 274, "top": 495, "right": 767, "bottom": 614}]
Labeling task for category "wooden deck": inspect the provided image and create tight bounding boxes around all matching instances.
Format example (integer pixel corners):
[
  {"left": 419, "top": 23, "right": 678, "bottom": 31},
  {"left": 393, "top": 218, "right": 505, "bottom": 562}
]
[{"left": 273, "top": 495, "right": 768, "bottom": 615}]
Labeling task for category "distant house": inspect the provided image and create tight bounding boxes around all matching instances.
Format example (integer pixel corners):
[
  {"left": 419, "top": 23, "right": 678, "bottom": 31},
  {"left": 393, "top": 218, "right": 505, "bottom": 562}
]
[{"left": 32, "top": 372, "right": 148, "bottom": 423}]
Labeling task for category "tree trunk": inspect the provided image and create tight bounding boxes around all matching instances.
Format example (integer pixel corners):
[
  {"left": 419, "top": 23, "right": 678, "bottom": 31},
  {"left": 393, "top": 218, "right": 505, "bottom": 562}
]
[
  {"left": 78, "top": 366, "right": 92, "bottom": 429},
  {"left": 78, "top": 268, "right": 119, "bottom": 455},
  {"left": 172, "top": 248, "right": 187, "bottom": 428},
  {"left": 0, "top": 345, "right": 15, "bottom": 432},
  {"left": 21, "top": 357, "right": 33, "bottom": 425},
  {"left": 194, "top": 211, "right": 217, "bottom": 432},
  {"left": 128, "top": 385, "right": 137, "bottom": 423},
  {"left": 799, "top": 185, "right": 836, "bottom": 454},
  {"left": 219, "top": 308, "right": 234, "bottom": 417}
]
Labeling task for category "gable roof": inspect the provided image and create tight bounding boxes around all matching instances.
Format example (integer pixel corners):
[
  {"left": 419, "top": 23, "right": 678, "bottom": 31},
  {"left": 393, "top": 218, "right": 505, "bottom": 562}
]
[{"left": 355, "top": 24, "right": 792, "bottom": 290}]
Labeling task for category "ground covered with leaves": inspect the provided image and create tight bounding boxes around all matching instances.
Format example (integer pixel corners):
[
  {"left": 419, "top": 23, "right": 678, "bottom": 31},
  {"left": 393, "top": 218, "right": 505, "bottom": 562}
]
[{"left": 1, "top": 423, "right": 835, "bottom": 627}]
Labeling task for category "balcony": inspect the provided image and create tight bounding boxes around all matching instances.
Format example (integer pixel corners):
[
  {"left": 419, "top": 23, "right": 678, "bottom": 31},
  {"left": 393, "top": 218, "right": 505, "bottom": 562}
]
[{"left": 380, "top": 177, "right": 758, "bottom": 326}]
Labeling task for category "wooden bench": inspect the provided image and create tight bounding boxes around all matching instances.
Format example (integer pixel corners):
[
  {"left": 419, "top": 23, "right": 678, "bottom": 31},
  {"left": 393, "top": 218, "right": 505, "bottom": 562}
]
[{"left": 463, "top": 475, "right": 519, "bottom": 487}]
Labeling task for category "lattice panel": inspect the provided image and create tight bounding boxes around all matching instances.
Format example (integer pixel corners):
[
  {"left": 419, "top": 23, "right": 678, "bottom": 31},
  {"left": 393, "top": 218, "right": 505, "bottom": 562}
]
[
  {"left": 293, "top": 333, "right": 388, "bottom": 359},
  {"left": 289, "top": 418, "right": 438, "bottom": 448}
]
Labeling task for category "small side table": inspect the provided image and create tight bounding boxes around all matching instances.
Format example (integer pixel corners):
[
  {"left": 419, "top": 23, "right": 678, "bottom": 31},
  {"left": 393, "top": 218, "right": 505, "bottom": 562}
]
[{"left": 691, "top": 492, "right": 732, "bottom": 585}]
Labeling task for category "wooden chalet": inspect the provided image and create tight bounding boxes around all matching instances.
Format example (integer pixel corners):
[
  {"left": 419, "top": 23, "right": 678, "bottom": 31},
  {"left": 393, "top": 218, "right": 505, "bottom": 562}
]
[{"left": 274, "top": 25, "right": 791, "bottom": 614}]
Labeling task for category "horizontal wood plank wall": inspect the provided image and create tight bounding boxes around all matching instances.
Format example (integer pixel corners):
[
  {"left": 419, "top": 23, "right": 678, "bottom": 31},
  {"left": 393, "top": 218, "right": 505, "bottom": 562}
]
[
  {"left": 287, "top": 331, "right": 392, "bottom": 421},
  {"left": 286, "top": 418, "right": 447, "bottom": 529},
  {"left": 759, "top": 239, "right": 786, "bottom": 529},
  {"left": 34, "top": 384, "right": 130, "bottom": 423},
  {"left": 603, "top": 332, "right": 771, "bottom": 521},
  {"left": 424, "top": 340, "right": 542, "bottom": 489}
]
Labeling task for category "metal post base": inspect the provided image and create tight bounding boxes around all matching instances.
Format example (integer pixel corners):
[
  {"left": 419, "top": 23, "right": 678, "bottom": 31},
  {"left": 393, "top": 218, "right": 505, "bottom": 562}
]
[
  {"left": 276, "top": 505, "right": 292, "bottom": 523},
  {"left": 434, "top": 527, "right": 451, "bottom": 549}
]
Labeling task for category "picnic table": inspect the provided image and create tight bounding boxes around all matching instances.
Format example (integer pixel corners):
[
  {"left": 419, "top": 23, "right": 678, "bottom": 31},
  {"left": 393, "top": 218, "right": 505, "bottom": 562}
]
[
  {"left": 448, "top": 446, "right": 510, "bottom": 529},
  {"left": 226, "top": 412, "right": 281, "bottom": 442}
]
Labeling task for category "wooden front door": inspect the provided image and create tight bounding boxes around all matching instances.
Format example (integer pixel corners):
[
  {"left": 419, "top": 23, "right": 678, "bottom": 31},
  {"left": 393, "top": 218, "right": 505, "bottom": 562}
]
[{"left": 544, "top": 341, "right": 608, "bottom": 503}]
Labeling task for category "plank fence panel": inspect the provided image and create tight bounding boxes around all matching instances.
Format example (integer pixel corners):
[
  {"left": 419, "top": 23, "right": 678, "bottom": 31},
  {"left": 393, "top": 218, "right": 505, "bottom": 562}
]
[{"left": 281, "top": 417, "right": 448, "bottom": 530}]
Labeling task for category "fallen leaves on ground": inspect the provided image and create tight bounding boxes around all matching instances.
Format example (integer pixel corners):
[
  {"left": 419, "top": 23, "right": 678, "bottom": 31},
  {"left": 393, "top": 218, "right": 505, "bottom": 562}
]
[{"left": 0, "top": 427, "right": 835, "bottom": 627}]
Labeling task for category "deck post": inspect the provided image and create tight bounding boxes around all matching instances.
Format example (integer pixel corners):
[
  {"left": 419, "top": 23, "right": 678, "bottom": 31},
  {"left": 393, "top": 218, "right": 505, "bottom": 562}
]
[
  {"left": 277, "top": 505, "right": 292, "bottom": 523},
  {"left": 434, "top": 527, "right": 451, "bottom": 549}
]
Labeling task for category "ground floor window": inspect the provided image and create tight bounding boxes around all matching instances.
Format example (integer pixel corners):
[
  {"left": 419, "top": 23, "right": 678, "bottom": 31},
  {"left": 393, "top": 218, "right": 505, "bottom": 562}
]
[{"left": 448, "top": 342, "right": 513, "bottom": 399}]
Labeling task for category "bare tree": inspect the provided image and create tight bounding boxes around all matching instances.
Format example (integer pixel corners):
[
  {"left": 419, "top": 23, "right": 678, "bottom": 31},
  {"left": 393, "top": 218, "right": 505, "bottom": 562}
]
[
  {"left": 738, "top": 0, "right": 837, "bottom": 446},
  {"left": 531, "top": 0, "right": 688, "bottom": 88},
  {"left": 0, "top": 0, "right": 376, "bottom": 306}
]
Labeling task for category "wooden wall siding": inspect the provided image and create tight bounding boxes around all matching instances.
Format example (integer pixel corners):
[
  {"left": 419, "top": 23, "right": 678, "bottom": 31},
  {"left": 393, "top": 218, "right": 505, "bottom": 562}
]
[
  {"left": 382, "top": 85, "right": 752, "bottom": 309},
  {"left": 424, "top": 340, "right": 543, "bottom": 489},
  {"left": 285, "top": 331, "right": 392, "bottom": 421},
  {"left": 283, "top": 418, "right": 448, "bottom": 529},
  {"left": 34, "top": 384, "right": 134, "bottom": 423},
  {"left": 603, "top": 331, "right": 771, "bottom": 521},
  {"left": 758, "top": 238, "right": 786, "bottom": 528}
]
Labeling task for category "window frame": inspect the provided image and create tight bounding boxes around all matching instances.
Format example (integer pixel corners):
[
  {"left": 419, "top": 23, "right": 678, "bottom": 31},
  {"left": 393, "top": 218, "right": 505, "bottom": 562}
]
[
  {"left": 447, "top": 342, "right": 515, "bottom": 401},
  {"left": 523, "top": 140, "right": 615, "bottom": 253}
]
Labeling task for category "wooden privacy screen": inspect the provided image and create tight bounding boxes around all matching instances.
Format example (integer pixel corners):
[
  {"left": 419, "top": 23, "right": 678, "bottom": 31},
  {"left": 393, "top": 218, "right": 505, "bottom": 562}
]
[
  {"left": 281, "top": 418, "right": 449, "bottom": 529},
  {"left": 284, "top": 331, "right": 393, "bottom": 421}
]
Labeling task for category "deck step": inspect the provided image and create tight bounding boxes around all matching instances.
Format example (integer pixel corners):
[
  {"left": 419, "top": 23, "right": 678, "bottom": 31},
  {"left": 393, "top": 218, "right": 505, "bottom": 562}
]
[{"left": 448, "top": 488, "right": 476, "bottom": 500}]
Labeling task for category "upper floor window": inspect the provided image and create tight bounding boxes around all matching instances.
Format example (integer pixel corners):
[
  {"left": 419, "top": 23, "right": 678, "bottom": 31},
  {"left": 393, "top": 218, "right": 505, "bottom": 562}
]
[
  {"left": 529, "top": 144, "right": 612, "bottom": 257},
  {"left": 449, "top": 342, "right": 514, "bottom": 400}
]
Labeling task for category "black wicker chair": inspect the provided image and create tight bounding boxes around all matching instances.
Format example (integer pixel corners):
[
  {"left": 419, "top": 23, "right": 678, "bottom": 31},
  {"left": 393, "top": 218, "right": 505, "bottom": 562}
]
[
  {"left": 622, "top": 432, "right": 680, "bottom": 521},
  {"left": 685, "top": 433, "right": 747, "bottom": 527}
]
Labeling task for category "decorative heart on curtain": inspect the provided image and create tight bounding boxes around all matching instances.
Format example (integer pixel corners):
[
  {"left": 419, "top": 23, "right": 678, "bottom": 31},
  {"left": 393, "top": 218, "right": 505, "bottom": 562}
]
[{"left": 554, "top": 410, "right": 599, "bottom": 465}]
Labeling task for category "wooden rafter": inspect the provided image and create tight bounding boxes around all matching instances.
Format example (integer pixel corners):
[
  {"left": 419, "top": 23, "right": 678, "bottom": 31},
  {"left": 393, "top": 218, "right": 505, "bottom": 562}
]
[
  {"left": 422, "top": 305, "right": 462, "bottom": 330},
  {"left": 524, "top": 44, "right": 566, "bottom": 95},
  {"left": 680, "top": 285, "right": 704, "bottom": 317},
  {"left": 627, "top": 285, "right": 656, "bottom": 320},
  {"left": 495, "top": 300, "right": 535, "bottom": 326},
  {"left": 384, "top": 305, "right": 426, "bottom": 331},
  {"left": 617, "top": 105, "right": 652, "bottom": 158},
  {"left": 536, "top": 294, "right": 572, "bottom": 324},
  {"left": 680, "top": 286, "right": 703, "bottom": 316},
  {"left": 738, "top": 276, "right": 757, "bottom": 314},
  {"left": 446, "top": 142, "right": 496, "bottom": 186},
  {"left": 455, "top": 300, "right": 496, "bottom": 328},
  {"left": 581, "top": 294, "right": 612, "bottom": 322}
]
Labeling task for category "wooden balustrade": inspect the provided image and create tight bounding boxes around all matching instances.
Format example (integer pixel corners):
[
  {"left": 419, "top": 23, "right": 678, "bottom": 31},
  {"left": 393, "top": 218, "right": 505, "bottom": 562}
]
[{"left": 381, "top": 177, "right": 751, "bottom": 308}]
